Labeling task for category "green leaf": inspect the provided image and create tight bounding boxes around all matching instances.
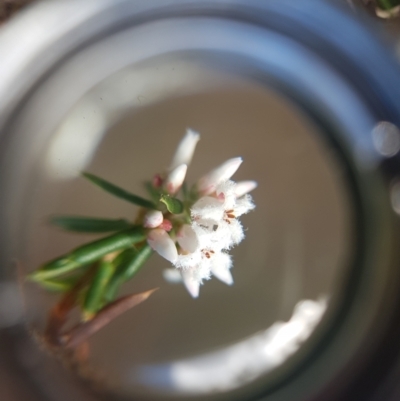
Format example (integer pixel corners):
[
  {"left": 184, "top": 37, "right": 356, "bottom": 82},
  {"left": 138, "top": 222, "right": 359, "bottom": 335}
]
[
  {"left": 50, "top": 216, "right": 132, "bottom": 233},
  {"left": 83, "top": 259, "right": 115, "bottom": 319},
  {"left": 104, "top": 245, "right": 153, "bottom": 302},
  {"left": 160, "top": 194, "right": 184, "bottom": 214},
  {"left": 83, "top": 172, "right": 156, "bottom": 209},
  {"left": 38, "top": 277, "right": 79, "bottom": 292},
  {"left": 120, "top": 244, "right": 153, "bottom": 281},
  {"left": 28, "top": 227, "right": 146, "bottom": 281}
]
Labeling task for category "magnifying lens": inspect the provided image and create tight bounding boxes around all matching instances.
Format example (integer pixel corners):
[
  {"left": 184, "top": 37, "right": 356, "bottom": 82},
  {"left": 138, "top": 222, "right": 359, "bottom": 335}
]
[{"left": 0, "top": 1, "right": 399, "bottom": 401}]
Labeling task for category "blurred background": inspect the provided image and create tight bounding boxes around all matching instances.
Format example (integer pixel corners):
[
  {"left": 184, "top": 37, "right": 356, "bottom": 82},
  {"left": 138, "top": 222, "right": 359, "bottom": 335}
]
[{"left": 0, "top": 1, "right": 400, "bottom": 401}]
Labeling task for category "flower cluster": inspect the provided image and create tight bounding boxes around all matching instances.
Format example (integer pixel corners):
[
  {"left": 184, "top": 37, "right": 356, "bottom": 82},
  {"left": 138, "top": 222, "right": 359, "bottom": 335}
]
[{"left": 146, "top": 130, "right": 256, "bottom": 297}]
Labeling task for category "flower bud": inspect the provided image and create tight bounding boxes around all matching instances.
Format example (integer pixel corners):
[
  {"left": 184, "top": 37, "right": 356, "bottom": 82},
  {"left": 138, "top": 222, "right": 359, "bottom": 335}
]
[
  {"left": 147, "top": 228, "right": 178, "bottom": 263},
  {"left": 234, "top": 180, "right": 258, "bottom": 198},
  {"left": 197, "top": 157, "right": 242, "bottom": 195},
  {"left": 164, "top": 164, "right": 187, "bottom": 194},
  {"left": 143, "top": 210, "right": 163, "bottom": 228},
  {"left": 169, "top": 129, "right": 200, "bottom": 171},
  {"left": 177, "top": 224, "right": 199, "bottom": 253}
]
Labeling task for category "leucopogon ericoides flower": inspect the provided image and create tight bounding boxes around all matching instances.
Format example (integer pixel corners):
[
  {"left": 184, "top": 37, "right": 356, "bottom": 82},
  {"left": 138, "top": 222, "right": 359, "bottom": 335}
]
[{"left": 146, "top": 129, "right": 256, "bottom": 298}]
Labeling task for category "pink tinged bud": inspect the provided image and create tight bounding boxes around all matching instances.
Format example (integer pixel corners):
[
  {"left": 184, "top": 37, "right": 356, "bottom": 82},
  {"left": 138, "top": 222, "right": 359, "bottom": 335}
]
[
  {"left": 177, "top": 224, "right": 199, "bottom": 253},
  {"left": 164, "top": 164, "right": 187, "bottom": 194},
  {"left": 197, "top": 157, "right": 243, "bottom": 195},
  {"left": 181, "top": 270, "right": 200, "bottom": 298},
  {"left": 210, "top": 253, "right": 233, "bottom": 285},
  {"left": 170, "top": 129, "right": 200, "bottom": 171},
  {"left": 143, "top": 210, "right": 164, "bottom": 228},
  {"left": 152, "top": 174, "right": 163, "bottom": 188},
  {"left": 234, "top": 180, "right": 258, "bottom": 198},
  {"left": 159, "top": 219, "right": 173, "bottom": 232},
  {"left": 147, "top": 228, "right": 178, "bottom": 263}
]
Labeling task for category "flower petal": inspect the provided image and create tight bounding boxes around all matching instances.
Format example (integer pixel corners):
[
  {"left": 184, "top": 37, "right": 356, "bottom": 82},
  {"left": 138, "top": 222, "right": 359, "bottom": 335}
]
[
  {"left": 164, "top": 164, "right": 187, "bottom": 194},
  {"left": 143, "top": 210, "right": 163, "bottom": 228},
  {"left": 162, "top": 268, "right": 183, "bottom": 283},
  {"left": 191, "top": 196, "right": 224, "bottom": 221},
  {"left": 169, "top": 129, "right": 200, "bottom": 171},
  {"left": 234, "top": 194, "right": 255, "bottom": 217},
  {"left": 147, "top": 228, "right": 178, "bottom": 263},
  {"left": 181, "top": 269, "right": 200, "bottom": 298},
  {"left": 197, "top": 157, "right": 242, "bottom": 195},
  {"left": 177, "top": 224, "right": 199, "bottom": 253},
  {"left": 235, "top": 180, "right": 258, "bottom": 198},
  {"left": 210, "top": 252, "right": 233, "bottom": 285}
]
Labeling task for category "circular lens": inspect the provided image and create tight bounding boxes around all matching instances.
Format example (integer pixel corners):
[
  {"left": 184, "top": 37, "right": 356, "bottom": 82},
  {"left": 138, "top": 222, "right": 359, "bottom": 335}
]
[
  {"left": 0, "top": 2, "right": 399, "bottom": 401},
  {"left": 19, "top": 60, "right": 351, "bottom": 399}
]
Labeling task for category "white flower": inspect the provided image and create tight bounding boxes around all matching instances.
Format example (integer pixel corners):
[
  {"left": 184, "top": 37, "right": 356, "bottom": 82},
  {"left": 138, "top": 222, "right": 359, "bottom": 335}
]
[
  {"left": 181, "top": 268, "right": 201, "bottom": 298},
  {"left": 147, "top": 130, "right": 256, "bottom": 298},
  {"left": 191, "top": 196, "right": 224, "bottom": 221},
  {"left": 177, "top": 250, "right": 233, "bottom": 297},
  {"left": 210, "top": 252, "right": 233, "bottom": 285},
  {"left": 169, "top": 129, "right": 200, "bottom": 171}
]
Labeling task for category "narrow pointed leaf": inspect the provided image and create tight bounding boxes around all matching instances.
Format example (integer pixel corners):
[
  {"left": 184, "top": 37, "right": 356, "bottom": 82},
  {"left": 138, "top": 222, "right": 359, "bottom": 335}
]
[
  {"left": 83, "top": 172, "right": 156, "bottom": 209},
  {"left": 39, "top": 277, "right": 79, "bottom": 292},
  {"left": 83, "top": 259, "right": 115, "bottom": 319},
  {"left": 50, "top": 216, "right": 132, "bottom": 233},
  {"left": 62, "top": 288, "right": 158, "bottom": 349},
  {"left": 28, "top": 227, "right": 146, "bottom": 281},
  {"left": 104, "top": 249, "right": 137, "bottom": 301},
  {"left": 105, "top": 245, "right": 153, "bottom": 302},
  {"left": 120, "top": 244, "right": 153, "bottom": 281},
  {"left": 160, "top": 194, "right": 184, "bottom": 214}
]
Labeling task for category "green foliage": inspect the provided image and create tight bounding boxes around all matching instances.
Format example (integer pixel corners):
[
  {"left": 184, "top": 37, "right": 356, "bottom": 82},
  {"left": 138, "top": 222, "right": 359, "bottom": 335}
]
[
  {"left": 105, "top": 245, "right": 153, "bottom": 302},
  {"left": 159, "top": 194, "right": 184, "bottom": 214},
  {"left": 83, "top": 259, "right": 115, "bottom": 318},
  {"left": 28, "top": 227, "right": 146, "bottom": 281},
  {"left": 50, "top": 216, "right": 132, "bottom": 233},
  {"left": 83, "top": 172, "right": 156, "bottom": 209}
]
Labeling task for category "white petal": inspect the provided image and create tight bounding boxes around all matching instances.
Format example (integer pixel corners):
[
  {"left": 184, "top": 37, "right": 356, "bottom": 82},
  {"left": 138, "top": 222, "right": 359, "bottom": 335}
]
[
  {"left": 228, "top": 219, "right": 245, "bottom": 245},
  {"left": 197, "top": 157, "right": 243, "bottom": 195},
  {"left": 181, "top": 269, "right": 200, "bottom": 298},
  {"left": 162, "top": 268, "right": 183, "bottom": 283},
  {"left": 206, "top": 221, "right": 235, "bottom": 250},
  {"left": 191, "top": 220, "right": 217, "bottom": 249},
  {"left": 143, "top": 210, "right": 163, "bottom": 228},
  {"left": 147, "top": 228, "right": 178, "bottom": 263},
  {"left": 234, "top": 194, "right": 255, "bottom": 217},
  {"left": 177, "top": 224, "right": 199, "bottom": 253},
  {"left": 169, "top": 129, "right": 200, "bottom": 171},
  {"left": 215, "top": 180, "right": 236, "bottom": 210},
  {"left": 235, "top": 180, "right": 258, "bottom": 198},
  {"left": 191, "top": 196, "right": 224, "bottom": 221},
  {"left": 175, "top": 251, "right": 202, "bottom": 270},
  {"left": 211, "top": 252, "right": 233, "bottom": 285},
  {"left": 164, "top": 164, "right": 187, "bottom": 194}
]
